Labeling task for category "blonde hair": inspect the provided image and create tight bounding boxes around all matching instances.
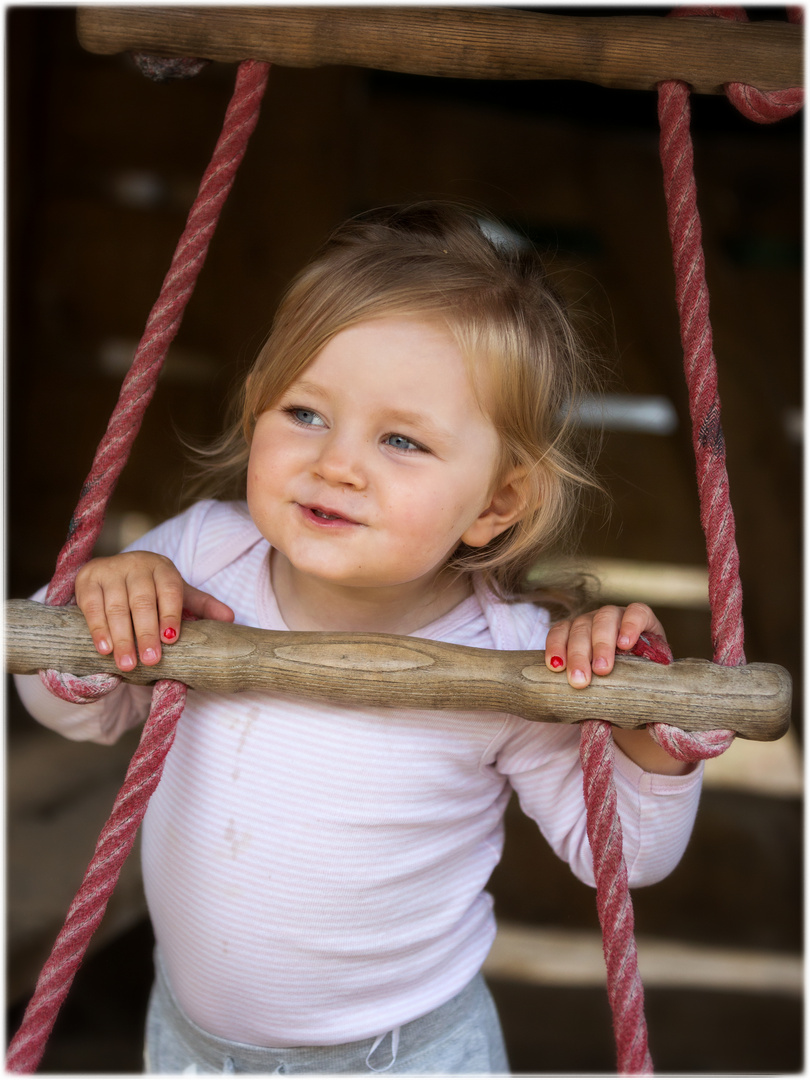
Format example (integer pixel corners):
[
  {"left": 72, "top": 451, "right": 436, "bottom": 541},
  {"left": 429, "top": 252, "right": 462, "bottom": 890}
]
[{"left": 188, "top": 201, "right": 603, "bottom": 604}]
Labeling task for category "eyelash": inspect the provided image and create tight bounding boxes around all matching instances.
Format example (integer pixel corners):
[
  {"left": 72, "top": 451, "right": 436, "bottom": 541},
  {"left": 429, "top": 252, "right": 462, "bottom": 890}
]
[{"left": 283, "top": 406, "right": 428, "bottom": 454}]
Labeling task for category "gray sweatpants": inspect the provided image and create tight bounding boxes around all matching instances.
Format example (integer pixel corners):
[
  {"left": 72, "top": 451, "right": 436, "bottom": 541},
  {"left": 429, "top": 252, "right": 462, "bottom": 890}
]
[{"left": 145, "top": 951, "right": 510, "bottom": 1074}]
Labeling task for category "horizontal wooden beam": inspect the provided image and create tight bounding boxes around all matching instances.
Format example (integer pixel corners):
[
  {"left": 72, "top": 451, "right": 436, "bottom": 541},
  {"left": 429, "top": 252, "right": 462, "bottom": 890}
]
[
  {"left": 76, "top": 7, "right": 802, "bottom": 96},
  {"left": 6, "top": 599, "right": 790, "bottom": 741}
]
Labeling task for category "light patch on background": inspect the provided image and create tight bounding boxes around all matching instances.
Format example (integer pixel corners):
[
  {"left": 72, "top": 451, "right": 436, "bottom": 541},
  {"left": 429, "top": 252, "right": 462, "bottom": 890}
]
[
  {"left": 585, "top": 556, "right": 709, "bottom": 609},
  {"left": 109, "top": 169, "right": 167, "bottom": 209},
  {"left": 783, "top": 406, "right": 802, "bottom": 443},
  {"left": 530, "top": 557, "right": 710, "bottom": 610},
  {"left": 96, "top": 511, "right": 157, "bottom": 556},
  {"left": 572, "top": 393, "right": 678, "bottom": 435},
  {"left": 484, "top": 921, "right": 802, "bottom": 994}
]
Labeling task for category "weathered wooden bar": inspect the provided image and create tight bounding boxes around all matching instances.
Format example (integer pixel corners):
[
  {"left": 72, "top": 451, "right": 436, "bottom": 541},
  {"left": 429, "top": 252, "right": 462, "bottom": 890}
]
[
  {"left": 6, "top": 599, "right": 791, "bottom": 741},
  {"left": 76, "top": 7, "right": 802, "bottom": 96}
]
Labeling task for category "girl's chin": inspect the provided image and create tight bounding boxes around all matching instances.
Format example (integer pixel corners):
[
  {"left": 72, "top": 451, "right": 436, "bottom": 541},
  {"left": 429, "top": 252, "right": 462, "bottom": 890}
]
[
  {"left": 278, "top": 557, "right": 434, "bottom": 594},
  {"left": 271, "top": 542, "right": 452, "bottom": 594}
]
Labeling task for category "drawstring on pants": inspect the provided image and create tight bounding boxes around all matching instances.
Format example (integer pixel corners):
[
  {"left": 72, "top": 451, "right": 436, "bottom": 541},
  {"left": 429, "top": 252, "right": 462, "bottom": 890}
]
[{"left": 365, "top": 1027, "right": 401, "bottom": 1072}]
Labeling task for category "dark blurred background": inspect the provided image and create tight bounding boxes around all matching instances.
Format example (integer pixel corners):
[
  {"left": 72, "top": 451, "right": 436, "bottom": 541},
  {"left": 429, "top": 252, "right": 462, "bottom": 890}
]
[{"left": 6, "top": 6, "right": 802, "bottom": 1073}]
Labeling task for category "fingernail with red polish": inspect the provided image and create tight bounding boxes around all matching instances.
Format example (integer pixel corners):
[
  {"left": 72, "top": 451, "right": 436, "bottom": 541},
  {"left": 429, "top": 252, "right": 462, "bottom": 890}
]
[
  {"left": 162, "top": 627, "right": 177, "bottom": 642},
  {"left": 549, "top": 655, "right": 564, "bottom": 670}
]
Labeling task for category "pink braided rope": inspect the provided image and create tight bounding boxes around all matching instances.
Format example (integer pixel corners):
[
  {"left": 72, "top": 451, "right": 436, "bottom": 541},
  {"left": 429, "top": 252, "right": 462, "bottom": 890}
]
[
  {"left": 658, "top": 80, "right": 745, "bottom": 671},
  {"left": 579, "top": 634, "right": 672, "bottom": 1076},
  {"left": 658, "top": 3, "right": 801, "bottom": 668},
  {"left": 6, "top": 681, "right": 186, "bottom": 1074},
  {"left": 41, "top": 57, "right": 269, "bottom": 702},
  {"left": 646, "top": 6, "right": 801, "bottom": 767},
  {"left": 8, "top": 60, "right": 270, "bottom": 1074},
  {"left": 43, "top": 57, "right": 270, "bottom": 611},
  {"left": 581, "top": 720, "right": 652, "bottom": 1076},
  {"left": 583, "top": 11, "right": 801, "bottom": 1071}
]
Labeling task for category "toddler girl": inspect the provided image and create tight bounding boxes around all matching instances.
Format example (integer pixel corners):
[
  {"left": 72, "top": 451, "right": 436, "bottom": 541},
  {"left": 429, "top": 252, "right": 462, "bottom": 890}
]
[{"left": 16, "top": 202, "right": 701, "bottom": 1074}]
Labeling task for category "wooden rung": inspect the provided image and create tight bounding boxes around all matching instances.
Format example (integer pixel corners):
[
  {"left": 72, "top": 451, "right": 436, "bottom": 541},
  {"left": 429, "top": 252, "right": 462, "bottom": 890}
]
[
  {"left": 76, "top": 7, "right": 802, "bottom": 97},
  {"left": 6, "top": 599, "right": 791, "bottom": 742}
]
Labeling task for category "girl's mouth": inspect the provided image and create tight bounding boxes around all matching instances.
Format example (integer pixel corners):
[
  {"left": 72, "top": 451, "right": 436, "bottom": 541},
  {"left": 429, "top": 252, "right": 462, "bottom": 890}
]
[{"left": 300, "top": 503, "right": 361, "bottom": 527}]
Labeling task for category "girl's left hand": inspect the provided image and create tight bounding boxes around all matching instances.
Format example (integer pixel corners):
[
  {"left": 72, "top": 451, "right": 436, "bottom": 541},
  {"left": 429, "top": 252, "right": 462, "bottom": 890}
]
[
  {"left": 545, "top": 603, "right": 666, "bottom": 689},
  {"left": 546, "top": 603, "right": 694, "bottom": 776}
]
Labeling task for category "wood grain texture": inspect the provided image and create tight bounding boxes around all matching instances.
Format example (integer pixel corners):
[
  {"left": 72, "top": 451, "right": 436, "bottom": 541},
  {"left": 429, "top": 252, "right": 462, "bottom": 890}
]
[
  {"left": 6, "top": 599, "right": 791, "bottom": 741},
  {"left": 76, "top": 7, "right": 802, "bottom": 95}
]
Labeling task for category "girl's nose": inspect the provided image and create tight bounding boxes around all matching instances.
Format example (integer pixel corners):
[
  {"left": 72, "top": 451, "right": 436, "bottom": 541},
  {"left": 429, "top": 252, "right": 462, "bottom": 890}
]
[{"left": 314, "top": 433, "right": 368, "bottom": 488}]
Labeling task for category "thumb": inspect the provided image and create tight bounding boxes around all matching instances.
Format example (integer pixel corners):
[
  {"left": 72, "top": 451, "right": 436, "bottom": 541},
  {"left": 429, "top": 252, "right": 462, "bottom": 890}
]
[{"left": 182, "top": 584, "right": 235, "bottom": 624}]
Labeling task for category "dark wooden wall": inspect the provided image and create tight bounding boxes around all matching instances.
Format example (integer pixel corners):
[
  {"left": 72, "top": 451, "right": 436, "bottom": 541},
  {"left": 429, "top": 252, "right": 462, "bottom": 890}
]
[{"left": 6, "top": 7, "right": 802, "bottom": 1073}]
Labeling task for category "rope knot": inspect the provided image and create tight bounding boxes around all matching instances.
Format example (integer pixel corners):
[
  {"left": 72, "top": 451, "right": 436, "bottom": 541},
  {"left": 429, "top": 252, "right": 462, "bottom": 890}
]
[
  {"left": 669, "top": 6, "right": 804, "bottom": 123},
  {"left": 627, "top": 632, "right": 736, "bottom": 762},
  {"left": 39, "top": 668, "right": 121, "bottom": 705},
  {"left": 649, "top": 723, "right": 735, "bottom": 762}
]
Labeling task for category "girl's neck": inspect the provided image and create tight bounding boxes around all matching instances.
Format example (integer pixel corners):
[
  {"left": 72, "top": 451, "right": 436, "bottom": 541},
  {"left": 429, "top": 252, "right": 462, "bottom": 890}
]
[{"left": 270, "top": 551, "right": 473, "bottom": 634}]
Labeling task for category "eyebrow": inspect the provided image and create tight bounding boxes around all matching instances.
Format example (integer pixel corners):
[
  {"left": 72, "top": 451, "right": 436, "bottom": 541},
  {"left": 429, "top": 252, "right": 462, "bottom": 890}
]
[
  {"left": 283, "top": 380, "right": 326, "bottom": 400},
  {"left": 384, "top": 409, "right": 455, "bottom": 444}
]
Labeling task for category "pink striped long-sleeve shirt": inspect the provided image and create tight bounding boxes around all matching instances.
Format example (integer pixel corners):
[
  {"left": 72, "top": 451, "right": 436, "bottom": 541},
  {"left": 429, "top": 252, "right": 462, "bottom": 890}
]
[{"left": 15, "top": 500, "right": 703, "bottom": 1047}]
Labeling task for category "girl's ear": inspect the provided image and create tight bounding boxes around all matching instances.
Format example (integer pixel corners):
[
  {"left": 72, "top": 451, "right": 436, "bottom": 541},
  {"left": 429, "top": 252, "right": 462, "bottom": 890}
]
[{"left": 461, "top": 467, "right": 530, "bottom": 549}]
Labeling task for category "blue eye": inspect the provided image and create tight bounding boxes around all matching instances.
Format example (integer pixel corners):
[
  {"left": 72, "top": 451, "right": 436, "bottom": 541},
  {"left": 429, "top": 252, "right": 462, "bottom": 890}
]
[
  {"left": 385, "top": 433, "right": 423, "bottom": 452},
  {"left": 288, "top": 407, "right": 325, "bottom": 427}
]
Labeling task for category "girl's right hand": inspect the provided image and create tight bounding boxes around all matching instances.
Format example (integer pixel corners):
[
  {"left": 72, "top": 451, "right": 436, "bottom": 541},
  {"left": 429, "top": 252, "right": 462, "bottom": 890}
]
[{"left": 74, "top": 552, "right": 235, "bottom": 673}]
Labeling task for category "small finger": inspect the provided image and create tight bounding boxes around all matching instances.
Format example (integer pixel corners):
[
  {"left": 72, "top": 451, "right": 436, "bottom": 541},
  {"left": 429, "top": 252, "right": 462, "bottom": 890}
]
[
  {"left": 151, "top": 564, "right": 187, "bottom": 647},
  {"left": 565, "top": 615, "right": 596, "bottom": 688},
  {"left": 590, "top": 606, "right": 624, "bottom": 677},
  {"left": 544, "top": 621, "right": 570, "bottom": 673},
  {"left": 126, "top": 583, "right": 163, "bottom": 667},
  {"left": 76, "top": 582, "right": 114, "bottom": 657},
  {"left": 100, "top": 590, "right": 140, "bottom": 672},
  {"left": 617, "top": 602, "right": 664, "bottom": 650}
]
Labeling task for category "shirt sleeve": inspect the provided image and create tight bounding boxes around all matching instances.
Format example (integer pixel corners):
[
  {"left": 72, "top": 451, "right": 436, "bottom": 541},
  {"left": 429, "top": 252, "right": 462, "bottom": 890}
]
[
  {"left": 14, "top": 670, "right": 154, "bottom": 745},
  {"left": 493, "top": 717, "right": 704, "bottom": 889}
]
